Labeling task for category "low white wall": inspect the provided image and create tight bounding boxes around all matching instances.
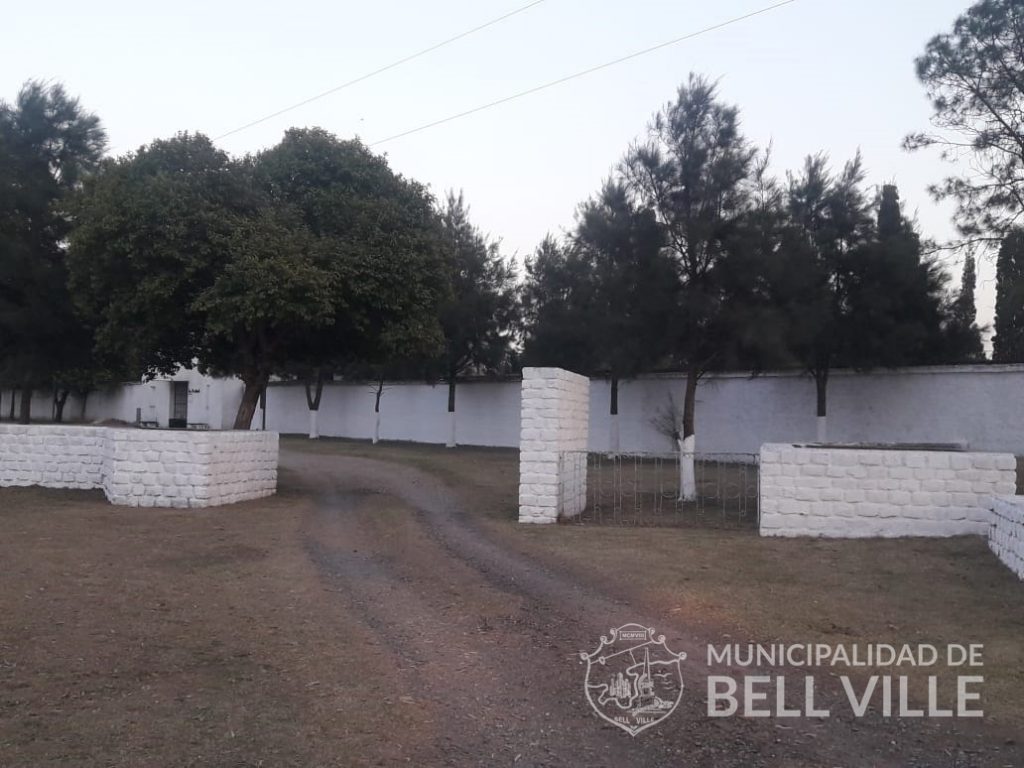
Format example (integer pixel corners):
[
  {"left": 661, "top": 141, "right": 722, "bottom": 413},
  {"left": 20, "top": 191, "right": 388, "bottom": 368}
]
[
  {"left": 988, "top": 496, "right": 1024, "bottom": 580},
  {"left": 0, "top": 424, "right": 277, "bottom": 508},
  {"left": 759, "top": 443, "right": 1017, "bottom": 538},
  {"left": 518, "top": 368, "right": 590, "bottom": 524}
]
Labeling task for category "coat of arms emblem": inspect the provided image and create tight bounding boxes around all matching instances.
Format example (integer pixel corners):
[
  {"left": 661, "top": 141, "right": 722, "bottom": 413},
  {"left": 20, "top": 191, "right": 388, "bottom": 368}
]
[{"left": 579, "top": 623, "right": 686, "bottom": 736}]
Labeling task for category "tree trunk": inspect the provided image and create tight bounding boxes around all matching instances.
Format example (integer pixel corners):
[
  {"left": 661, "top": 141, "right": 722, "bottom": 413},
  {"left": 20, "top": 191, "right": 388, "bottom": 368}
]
[
  {"left": 233, "top": 373, "right": 268, "bottom": 430},
  {"left": 260, "top": 386, "right": 267, "bottom": 431},
  {"left": 608, "top": 375, "right": 620, "bottom": 456},
  {"left": 79, "top": 391, "right": 89, "bottom": 422},
  {"left": 9, "top": 389, "right": 17, "bottom": 420},
  {"left": 446, "top": 377, "right": 456, "bottom": 448},
  {"left": 677, "top": 367, "right": 699, "bottom": 501},
  {"left": 815, "top": 369, "right": 829, "bottom": 442},
  {"left": 373, "top": 377, "right": 384, "bottom": 444},
  {"left": 54, "top": 389, "right": 70, "bottom": 423},
  {"left": 18, "top": 387, "right": 32, "bottom": 425},
  {"left": 304, "top": 370, "right": 324, "bottom": 439}
]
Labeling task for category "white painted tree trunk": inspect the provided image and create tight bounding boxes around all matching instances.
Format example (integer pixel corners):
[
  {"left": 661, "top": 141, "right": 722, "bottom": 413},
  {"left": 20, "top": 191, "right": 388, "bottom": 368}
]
[
  {"left": 446, "top": 410, "right": 456, "bottom": 448},
  {"left": 678, "top": 434, "right": 697, "bottom": 501},
  {"left": 609, "top": 414, "right": 620, "bottom": 457},
  {"left": 373, "top": 412, "right": 381, "bottom": 444},
  {"left": 816, "top": 416, "right": 828, "bottom": 443},
  {"left": 308, "top": 409, "right": 319, "bottom": 440}
]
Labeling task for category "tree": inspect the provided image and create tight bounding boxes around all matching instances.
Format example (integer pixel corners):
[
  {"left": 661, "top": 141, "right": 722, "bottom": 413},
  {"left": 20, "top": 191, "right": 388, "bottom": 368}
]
[
  {"left": 843, "top": 184, "right": 951, "bottom": 369},
  {"left": 944, "top": 254, "right": 986, "bottom": 361},
  {"left": 905, "top": 0, "right": 1024, "bottom": 243},
  {"left": 69, "top": 130, "right": 448, "bottom": 430},
  {"left": 771, "top": 153, "right": 874, "bottom": 441},
  {"left": 520, "top": 235, "right": 596, "bottom": 373},
  {"left": 253, "top": 128, "right": 448, "bottom": 438},
  {"left": 435, "top": 191, "right": 517, "bottom": 447},
  {"left": 522, "top": 181, "right": 677, "bottom": 453},
  {"left": 993, "top": 229, "right": 1024, "bottom": 361},
  {"left": 0, "top": 81, "right": 106, "bottom": 422},
  {"left": 622, "top": 75, "right": 763, "bottom": 498}
]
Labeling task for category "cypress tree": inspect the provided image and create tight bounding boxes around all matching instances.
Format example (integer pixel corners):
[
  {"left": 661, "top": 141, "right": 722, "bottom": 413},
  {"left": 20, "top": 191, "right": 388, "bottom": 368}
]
[
  {"left": 945, "top": 255, "right": 985, "bottom": 362},
  {"left": 993, "top": 230, "right": 1024, "bottom": 362}
]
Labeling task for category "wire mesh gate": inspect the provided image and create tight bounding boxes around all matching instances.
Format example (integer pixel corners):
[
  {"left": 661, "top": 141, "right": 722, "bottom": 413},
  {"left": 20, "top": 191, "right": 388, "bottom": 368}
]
[{"left": 561, "top": 452, "right": 759, "bottom": 528}]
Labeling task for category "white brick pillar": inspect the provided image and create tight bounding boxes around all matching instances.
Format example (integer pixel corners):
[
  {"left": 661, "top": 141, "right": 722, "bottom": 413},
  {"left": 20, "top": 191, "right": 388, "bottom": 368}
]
[{"left": 518, "top": 367, "right": 590, "bottom": 524}]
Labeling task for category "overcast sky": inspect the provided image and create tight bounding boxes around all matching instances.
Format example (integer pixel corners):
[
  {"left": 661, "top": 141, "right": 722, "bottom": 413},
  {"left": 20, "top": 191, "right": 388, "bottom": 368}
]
[{"left": 3, "top": 0, "right": 995, "bottom": 334}]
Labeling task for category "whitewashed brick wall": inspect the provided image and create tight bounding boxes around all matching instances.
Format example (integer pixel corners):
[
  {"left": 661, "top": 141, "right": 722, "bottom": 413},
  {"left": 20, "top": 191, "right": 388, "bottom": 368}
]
[
  {"left": 0, "top": 424, "right": 278, "bottom": 508},
  {"left": 988, "top": 496, "right": 1024, "bottom": 580},
  {"left": 518, "top": 368, "right": 589, "bottom": 524},
  {"left": 759, "top": 443, "right": 1017, "bottom": 538}
]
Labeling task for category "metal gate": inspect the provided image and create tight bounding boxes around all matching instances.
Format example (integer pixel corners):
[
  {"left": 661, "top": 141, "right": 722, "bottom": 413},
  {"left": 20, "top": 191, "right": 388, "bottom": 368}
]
[{"left": 568, "top": 452, "right": 759, "bottom": 528}]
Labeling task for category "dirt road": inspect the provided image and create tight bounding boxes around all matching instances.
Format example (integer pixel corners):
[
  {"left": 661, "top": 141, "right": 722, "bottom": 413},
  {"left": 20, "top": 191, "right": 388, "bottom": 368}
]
[{"left": 278, "top": 447, "right": 1022, "bottom": 767}]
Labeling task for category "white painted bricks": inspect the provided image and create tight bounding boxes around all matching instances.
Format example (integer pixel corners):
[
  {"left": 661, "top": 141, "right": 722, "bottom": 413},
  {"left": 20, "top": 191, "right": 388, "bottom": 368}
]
[
  {"left": 0, "top": 424, "right": 278, "bottom": 508},
  {"left": 759, "top": 443, "right": 1017, "bottom": 538},
  {"left": 987, "top": 496, "right": 1024, "bottom": 580},
  {"left": 519, "top": 368, "right": 589, "bottom": 524}
]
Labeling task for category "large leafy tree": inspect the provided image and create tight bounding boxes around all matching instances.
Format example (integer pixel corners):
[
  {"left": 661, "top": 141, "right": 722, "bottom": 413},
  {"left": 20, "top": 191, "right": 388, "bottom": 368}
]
[
  {"left": 253, "top": 128, "right": 448, "bottom": 437},
  {"left": 993, "top": 229, "right": 1024, "bottom": 361},
  {"left": 69, "top": 130, "right": 446, "bottom": 430},
  {"left": 0, "top": 81, "right": 107, "bottom": 423},
  {"left": 905, "top": 0, "right": 1024, "bottom": 243},
  {"left": 621, "top": 74, "right": 762, "bottom": 498},
  {"left": 435, "top": 191, "right": 517, "bottom": 447}
]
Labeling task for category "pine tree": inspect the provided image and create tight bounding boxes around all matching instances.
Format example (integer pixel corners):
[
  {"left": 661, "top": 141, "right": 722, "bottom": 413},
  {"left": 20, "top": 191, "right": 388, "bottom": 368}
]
[
  {"left": 945, "top": 255, "right": 985, "bottom": 362},
  {"left": 993, "top": 230, "right": 1024, "bottom": 362}
]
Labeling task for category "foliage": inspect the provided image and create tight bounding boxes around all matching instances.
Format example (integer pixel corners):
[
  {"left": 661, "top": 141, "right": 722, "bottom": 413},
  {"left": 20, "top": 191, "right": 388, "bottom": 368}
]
[
  {"left": 943, "top": 254, "right": 986, "bottom": 362},
  {"left": 905, "top": 0, "right": 1024, "bottom": 242},
  {"left": 521, "top": 181, "right": 679, "bottom": 404},
  {"left": 435, "top": 191, "right": 518, "bottom": 402},
  {"left": 520, "top": 235, "right": 596, "bottom": 373},
  {"left": 843, "top": 185, "right": 952, "bottom": 368},
  {"left": 621, "top": 74, "right": 763, "bottom": 438},
  {"left": 570, "top": 181, "right": 678, "bottom": 379},
  {"left": 0, "top": 80, "right": 108, "bottom": 421},
  {"left": 993, "top": 229, "right": 1024, "bottom": 361},
  {"left": 69, "top": 129, "right": 449, "bottom": 429},
  {"left": 253, "top": 128, "right": 449, "bottom": 407}
]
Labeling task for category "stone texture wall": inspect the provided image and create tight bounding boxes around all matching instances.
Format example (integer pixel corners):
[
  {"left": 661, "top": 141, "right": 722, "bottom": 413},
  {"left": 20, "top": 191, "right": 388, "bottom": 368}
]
[
  {"left": 518, "top": 368, "right": 590, "bottom": 524},
  {"left": 988, "top": 496, "right": 1024, "bottom": 580},
  {"left": 759, "top": 443, "right": 1017, "bottom": 538},
  {"left": 0, "top": 424, "right": 277, "bottom": 508}
]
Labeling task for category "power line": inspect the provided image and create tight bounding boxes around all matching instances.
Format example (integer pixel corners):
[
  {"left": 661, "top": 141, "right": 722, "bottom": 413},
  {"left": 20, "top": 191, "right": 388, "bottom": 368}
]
[
  {"left": 370, "top": 0, "right": 798, "bottom": 147},
  {"left": 212, "top": 0, "right": 548, "bottom": 142}
]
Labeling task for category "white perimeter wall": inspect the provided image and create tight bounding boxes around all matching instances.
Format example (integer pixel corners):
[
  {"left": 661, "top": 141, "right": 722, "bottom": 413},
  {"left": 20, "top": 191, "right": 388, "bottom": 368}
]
[
  {"left": 257, "top": 365, "right": 1024, "bottom": 456},
  {"left": 264, "top": 379, "right": 522, "bottom": 447},
  {"left": 7, "top": 364, "right": 1024, "bottom": 457}
]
